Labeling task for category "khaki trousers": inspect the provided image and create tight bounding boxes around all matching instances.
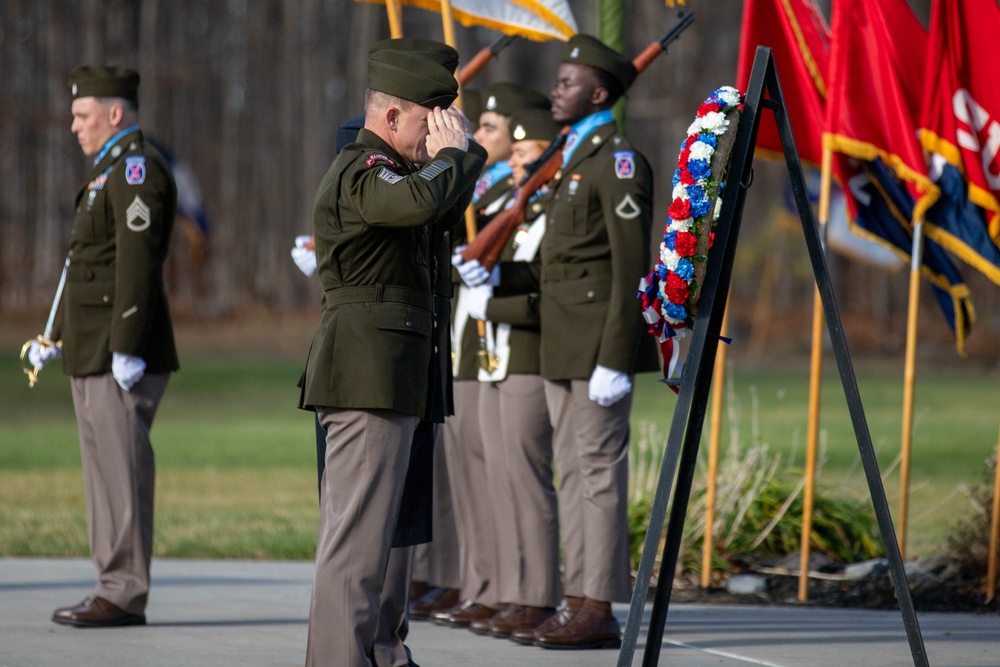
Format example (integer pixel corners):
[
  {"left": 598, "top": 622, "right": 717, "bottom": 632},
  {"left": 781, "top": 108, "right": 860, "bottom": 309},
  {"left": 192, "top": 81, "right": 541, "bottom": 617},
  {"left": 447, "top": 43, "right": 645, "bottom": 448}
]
[
  {"left": 306, "top": 408, "right": 416, "bottom": 667},
  {"left": 71, "top": 372, "right": 169, "bottom": 616},
  {"left": 544, "top": 379, "right": 633, "bottom": 603},
  {"left": 480, "top": 374, "right": 561, "bottom": 607},
  {"left": 442, "top": 380, "right": 498, "bottom": 606}
]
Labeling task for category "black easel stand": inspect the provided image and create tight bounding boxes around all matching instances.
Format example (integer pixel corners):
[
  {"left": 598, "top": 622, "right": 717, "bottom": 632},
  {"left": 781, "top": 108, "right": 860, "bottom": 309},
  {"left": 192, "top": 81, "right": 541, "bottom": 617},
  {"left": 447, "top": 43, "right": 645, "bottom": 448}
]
[{"left": 617, "top": 46, "right": 929, "bottom": 667}]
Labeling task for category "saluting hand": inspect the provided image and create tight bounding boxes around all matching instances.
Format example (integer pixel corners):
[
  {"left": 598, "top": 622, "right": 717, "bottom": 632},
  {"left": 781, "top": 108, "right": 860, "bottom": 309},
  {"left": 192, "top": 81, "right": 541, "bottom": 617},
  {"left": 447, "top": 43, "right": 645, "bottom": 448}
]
[{"left": 425, "top": 106, "right": 469, "bottom": 155}]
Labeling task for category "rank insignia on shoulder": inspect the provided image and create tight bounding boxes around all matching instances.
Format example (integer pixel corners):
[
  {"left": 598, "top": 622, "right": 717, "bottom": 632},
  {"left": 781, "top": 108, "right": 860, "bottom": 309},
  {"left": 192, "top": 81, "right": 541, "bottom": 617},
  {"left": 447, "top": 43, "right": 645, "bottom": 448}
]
[
  {"left": 378, "top": 167, "right": 404, "bottom": 185},
  {"left": 419, "top": 160, "right": 451, "bottom": 181},
  {"left": 365, "top": 152, "right": 397, "bottom": 169},
  {"left": 125, "top": 156, "right": 146, "bottom": 185},
  {"left": 614, "top": 151, "right": 635, "bottom": 179},
  {"left": 615, "top": 193, "right": 641, "bottom": 220},
  {"left": 126, "top": 195, "right": 152, "bottom": 231}
]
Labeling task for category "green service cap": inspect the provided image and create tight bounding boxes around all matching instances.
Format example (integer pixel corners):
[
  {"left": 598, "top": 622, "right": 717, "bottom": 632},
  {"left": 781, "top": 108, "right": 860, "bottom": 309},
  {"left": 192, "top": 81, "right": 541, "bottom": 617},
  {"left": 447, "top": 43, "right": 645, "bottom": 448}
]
[
  {"left": 509, "top": 108, "right": 563, "bottom": 143},
  {"left": 482, "top": 82, "right": 550, "bottom": 117},
  {"left": 561, "top": 34, "right": 637, "bottom": 92},
  {"left": 369, "top": 37, "right": 460, "bottom": 74},
  {"left": 367, "top": 49, "right": 459, "bottom": 109},
  {"left": 67, "top": 66, "right": 140, "bottom": 102}
]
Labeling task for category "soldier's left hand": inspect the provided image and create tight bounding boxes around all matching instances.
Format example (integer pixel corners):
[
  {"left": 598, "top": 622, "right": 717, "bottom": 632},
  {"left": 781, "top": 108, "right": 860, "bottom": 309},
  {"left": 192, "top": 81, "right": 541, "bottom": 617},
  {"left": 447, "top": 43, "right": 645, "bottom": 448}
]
[
  {"left": 112, "top": 352, "right": 147, "bottom": 392},
  {"left": 465, "top": 285, "right": 492, "bottom": 321},
  {"left": 588, "top": 365, "right": 632, "bottom": 407}
]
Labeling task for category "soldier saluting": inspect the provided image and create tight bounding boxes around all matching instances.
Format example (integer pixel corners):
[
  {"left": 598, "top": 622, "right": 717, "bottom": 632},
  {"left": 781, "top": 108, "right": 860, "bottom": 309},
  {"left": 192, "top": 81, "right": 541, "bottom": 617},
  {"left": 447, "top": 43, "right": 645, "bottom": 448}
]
[{"left": 297, "top": 41, "right": 486, "bottom": 667}]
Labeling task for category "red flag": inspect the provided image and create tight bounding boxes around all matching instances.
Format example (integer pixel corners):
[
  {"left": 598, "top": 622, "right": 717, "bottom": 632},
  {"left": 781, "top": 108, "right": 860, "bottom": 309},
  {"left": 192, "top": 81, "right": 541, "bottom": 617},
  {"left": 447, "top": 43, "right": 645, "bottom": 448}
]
[
  {"left": 919, "top": 0, "right": 1000, "bottom": 284},
  {"left": 824, "top": 0, "right": 936, "bottom": 222},
  {"left": 737, "top": 0, "right": 829, "bottom": 166}
]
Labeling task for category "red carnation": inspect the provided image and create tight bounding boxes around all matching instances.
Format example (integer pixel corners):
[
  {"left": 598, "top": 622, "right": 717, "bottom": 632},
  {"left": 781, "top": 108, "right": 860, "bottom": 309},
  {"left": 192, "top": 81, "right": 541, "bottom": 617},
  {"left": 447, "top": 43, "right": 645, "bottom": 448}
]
[
  {"left": 708, "top": 231, "right": 715, "bottom": 248},
  {"left": 678, "top": 169, "right": 695, "bottom": 185},
  {"left": 668, "top": 198, "right": 692, "bottom": 221},
  {"left": 674, "top": 231, "right": 698, "bottom": 257},
  {"left": 665, "top": 272, "right": 690, "bottom": 304},
  {"left": 698, "top": 101, "right": 722, "bottom": 116}
]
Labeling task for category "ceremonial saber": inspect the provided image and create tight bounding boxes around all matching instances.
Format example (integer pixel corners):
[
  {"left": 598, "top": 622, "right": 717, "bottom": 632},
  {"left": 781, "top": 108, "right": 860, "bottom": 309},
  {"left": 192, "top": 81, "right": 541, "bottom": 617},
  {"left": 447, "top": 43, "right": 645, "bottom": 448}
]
[{"left": 20, "top": 254, "right": 69, "bottom": 388}]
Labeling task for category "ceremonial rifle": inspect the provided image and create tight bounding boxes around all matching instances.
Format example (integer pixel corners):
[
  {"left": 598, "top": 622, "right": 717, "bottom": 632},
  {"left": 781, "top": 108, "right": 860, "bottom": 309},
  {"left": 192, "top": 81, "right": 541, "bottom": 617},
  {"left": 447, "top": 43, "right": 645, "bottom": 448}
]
[
  {"left": 460, "top": 10, "right": 696, "bottom": 270},
  {"left": 457, "top": 34, "right": 517, "bottom": 86}
]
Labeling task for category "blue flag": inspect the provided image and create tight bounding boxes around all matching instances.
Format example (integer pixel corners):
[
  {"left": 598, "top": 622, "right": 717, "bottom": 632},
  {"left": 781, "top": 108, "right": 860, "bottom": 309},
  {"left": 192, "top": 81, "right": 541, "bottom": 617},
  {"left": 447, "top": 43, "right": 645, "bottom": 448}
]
[{"left": 845, "top": 157, "right": 974, "bottom": 353}]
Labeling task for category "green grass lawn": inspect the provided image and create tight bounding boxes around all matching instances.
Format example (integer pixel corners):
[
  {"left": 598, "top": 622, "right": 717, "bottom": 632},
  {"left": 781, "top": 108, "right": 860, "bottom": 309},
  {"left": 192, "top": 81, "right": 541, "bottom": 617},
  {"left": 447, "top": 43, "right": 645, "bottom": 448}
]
[{"left": 1, "top": 349, "right": 996, "bottom": 561}]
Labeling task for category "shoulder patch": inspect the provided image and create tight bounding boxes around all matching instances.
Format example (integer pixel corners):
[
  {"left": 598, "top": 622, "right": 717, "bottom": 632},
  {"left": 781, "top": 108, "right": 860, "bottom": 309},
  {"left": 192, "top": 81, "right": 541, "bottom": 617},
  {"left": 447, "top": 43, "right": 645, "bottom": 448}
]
[
  {"left": 378, "top": 167, "right": 405, "bottom": 185},
  {"left": 615, "top": 193, "right": 641, "bottom": 220},
  {"left": 614, "top": 151, "right": 635, "bottom": 179},
  {"left": 365, "top": 152, "right": 397, "bottom": 169},
  {"left": 125, "top": 156, "right": 146, "bottom": 185},
  {"left": 126, "top": 195, "right": 152, "bottom": 231},
  {"left": 419, "top": 160, "right": 452, "bottom": 181}
]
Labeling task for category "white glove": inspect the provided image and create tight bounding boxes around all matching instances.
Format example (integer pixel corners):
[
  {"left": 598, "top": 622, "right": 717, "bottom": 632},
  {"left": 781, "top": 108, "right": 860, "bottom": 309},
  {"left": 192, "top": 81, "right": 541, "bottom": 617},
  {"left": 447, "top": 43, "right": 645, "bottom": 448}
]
[
  {"left": 465, "top": 285, "right": 492, "bottom": 321},
  {"left": 451, "top": 248, "right": 499, "bottom": 288},
  {"left": 112, "top": 352, "right": 147, "bottom": 392},
  {"left": 28, "top": 340, "right": 61, "bottom": 369},
  {"left": 588, "top": 365, "right": 632, "bottom": 407},
  {"left": 291, "top": 235, "right": 317, "bottom": 277}
]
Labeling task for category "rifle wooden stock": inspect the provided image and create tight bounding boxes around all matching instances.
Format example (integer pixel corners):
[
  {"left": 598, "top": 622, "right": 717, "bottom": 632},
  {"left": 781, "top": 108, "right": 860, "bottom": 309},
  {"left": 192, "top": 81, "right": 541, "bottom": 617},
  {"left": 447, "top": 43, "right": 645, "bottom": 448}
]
[
  {"left": 461, "top": 128, "right": 569, "bottom": 270},
  {"left": 461, "top": 14, "right": 694, "bottom": 269}
]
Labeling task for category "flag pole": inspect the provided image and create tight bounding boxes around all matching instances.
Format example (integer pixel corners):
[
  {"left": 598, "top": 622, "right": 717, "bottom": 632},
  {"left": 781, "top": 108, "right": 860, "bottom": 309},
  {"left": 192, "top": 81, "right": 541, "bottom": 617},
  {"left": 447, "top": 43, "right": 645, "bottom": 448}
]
[
  {"left": 798, "top": 146, "right": 832, "bottom": 601},
  {"left": 898, "top": 216, "right": 925, "bottom": 561},
  {"left": 987, "top": 414, "right": 1000, "bottom": 602},
  {"left": 385, "top": 0, "right": 403, "bottom": 37},
  {"left": 700, "top": 299, "right": 729, "bottom": 588}
]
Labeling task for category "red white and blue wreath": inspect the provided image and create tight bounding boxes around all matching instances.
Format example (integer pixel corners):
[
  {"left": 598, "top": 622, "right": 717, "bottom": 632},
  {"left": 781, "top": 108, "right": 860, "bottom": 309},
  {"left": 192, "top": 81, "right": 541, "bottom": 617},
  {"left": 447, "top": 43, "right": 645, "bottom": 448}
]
[{"left": 638, "top": 86, "right": 743, "bottom": 386}]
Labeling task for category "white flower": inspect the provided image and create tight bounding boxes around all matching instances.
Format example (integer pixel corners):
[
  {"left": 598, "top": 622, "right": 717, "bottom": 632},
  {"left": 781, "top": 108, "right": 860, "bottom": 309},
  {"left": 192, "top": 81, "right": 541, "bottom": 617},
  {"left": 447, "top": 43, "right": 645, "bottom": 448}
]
[
  {"left": 670, "top": 216, "right": 693, "bottom": 232},
  {"left": 713, "top": 197, "right": 722, "bottom": 221},
  {"left": 687, "top": 111, "right": 728, "bottom": 135},
  {"left": 689, "top": 141, "right": 715, "bottom": 162},
  {"left": 672, "top": 183, "right": 689, "bottom": 200},
  {"left": 717, "top": 87, "right": 741, "bottom": 107},
  {"left": 659, "top": 245, "right": 680, "bottom": 270}
]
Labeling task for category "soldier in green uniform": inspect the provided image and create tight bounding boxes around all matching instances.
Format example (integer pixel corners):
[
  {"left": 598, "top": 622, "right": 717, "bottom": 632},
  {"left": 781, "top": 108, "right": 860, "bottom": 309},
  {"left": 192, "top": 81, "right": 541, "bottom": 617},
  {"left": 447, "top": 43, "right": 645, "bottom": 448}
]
[
  {"left": 29, "top": 66, "right": 179, "bottom": 628},
  {"left": 529, "top": 34, "right": 659, "bottom": 649},
  {"left": 297, "top": 41, "right": 486, "bottom": 667},
  {"left": 460, "top": 108, "right": 565, "bottom": 639},
  {"left": 430, "top": 82, "right": 551, "bottom": 630}
]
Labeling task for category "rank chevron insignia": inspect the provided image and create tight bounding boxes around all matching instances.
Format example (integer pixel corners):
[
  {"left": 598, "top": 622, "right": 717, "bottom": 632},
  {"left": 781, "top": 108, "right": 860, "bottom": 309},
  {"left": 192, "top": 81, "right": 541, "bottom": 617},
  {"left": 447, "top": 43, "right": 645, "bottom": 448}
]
[{"left": 126, "top": 195, "right": 151, "bottom": 232}]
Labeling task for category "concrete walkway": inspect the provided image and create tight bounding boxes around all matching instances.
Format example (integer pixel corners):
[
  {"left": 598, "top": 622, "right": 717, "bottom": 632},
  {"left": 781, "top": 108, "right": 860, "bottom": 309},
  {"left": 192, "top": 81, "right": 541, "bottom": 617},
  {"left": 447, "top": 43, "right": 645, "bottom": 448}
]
[{"left": 1, "top": 558, "right": 997, "bottom": 666}]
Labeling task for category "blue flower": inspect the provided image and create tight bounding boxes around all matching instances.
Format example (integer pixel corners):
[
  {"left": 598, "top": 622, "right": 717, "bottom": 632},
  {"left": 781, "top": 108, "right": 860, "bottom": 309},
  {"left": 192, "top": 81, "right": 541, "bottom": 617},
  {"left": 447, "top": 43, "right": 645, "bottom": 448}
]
[
  {"left": 687, "top": 184, "right": 711, "bottom": 217},
  {"left": 663, "top": 231, "right": 677, "bottom": 249},
  {"left": 688, "top": 158, "right": 711, "bottom": 181},
  {"left": 698, "top": 133, "right": 718, "bottom": 148},
  {"left": 674, "top": 258, "right": 694, "bottom": 281},
  {"left": 664, "top": 302, "right": 688, "bottom": 321}
]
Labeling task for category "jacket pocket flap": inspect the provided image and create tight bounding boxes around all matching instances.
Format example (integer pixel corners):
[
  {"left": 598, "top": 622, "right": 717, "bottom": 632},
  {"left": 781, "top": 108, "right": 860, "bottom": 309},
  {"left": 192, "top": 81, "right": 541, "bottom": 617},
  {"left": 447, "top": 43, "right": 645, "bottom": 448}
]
[{"left": 372, "top": 302, "right": 432, "bottom": 335}]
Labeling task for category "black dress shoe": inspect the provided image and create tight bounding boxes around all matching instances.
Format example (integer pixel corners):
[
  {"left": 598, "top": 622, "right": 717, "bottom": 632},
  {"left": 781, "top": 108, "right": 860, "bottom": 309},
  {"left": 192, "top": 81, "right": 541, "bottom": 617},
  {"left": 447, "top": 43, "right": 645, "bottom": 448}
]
[{"left": 51, "top": 596, "right": 146, "bottom": 628}]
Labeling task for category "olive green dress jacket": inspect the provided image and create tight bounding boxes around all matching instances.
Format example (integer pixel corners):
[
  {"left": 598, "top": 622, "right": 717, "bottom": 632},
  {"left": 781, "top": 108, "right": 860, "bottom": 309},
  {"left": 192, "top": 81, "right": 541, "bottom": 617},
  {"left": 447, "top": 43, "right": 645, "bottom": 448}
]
[
  {"left": 299, "top": 128, "right": 486, "bottom": 419},
  {"left": 538, "top": 120, "right": 659, "bottom": 380},
  {"left": 52, "top": 128, "right": 179, "bottom": 377}
]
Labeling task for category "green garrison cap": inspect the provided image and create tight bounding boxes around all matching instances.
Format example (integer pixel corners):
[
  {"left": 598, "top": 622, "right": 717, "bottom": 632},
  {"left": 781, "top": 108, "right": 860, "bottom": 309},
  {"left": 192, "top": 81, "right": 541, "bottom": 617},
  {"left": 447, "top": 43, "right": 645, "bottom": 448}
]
[
  {"left": 67, "top": 66, "right": 140, "bottom": 102},
  {"left": 368, "top": 49, "right": 459, "bottom": 109},
  {"left": 369, "top": 38, "right": 460, "bottom": 74},
  {"left": 482, "top": 82, "right": 550, "bottom": 117},
  {"left": 509, "top": 108, "right": 563, "bottom": 143},
  {"left": 561, "top": 34, "right": 637, "bottom": 91}
]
